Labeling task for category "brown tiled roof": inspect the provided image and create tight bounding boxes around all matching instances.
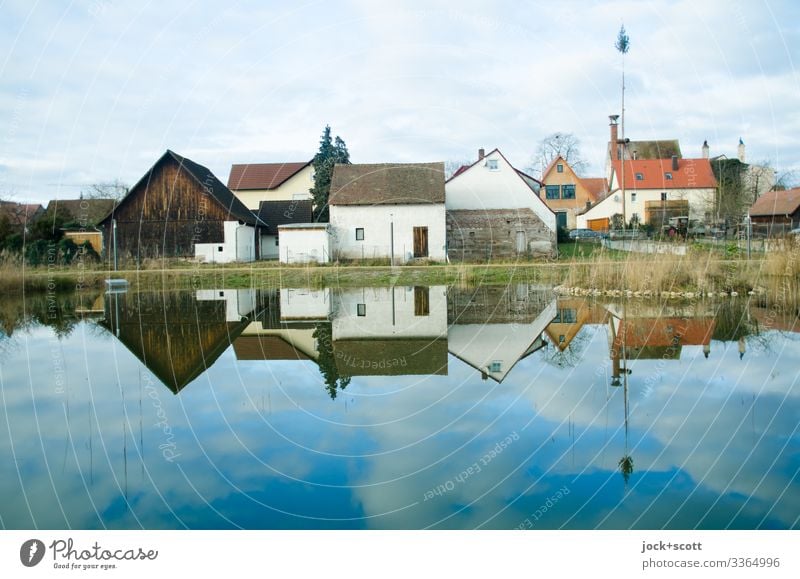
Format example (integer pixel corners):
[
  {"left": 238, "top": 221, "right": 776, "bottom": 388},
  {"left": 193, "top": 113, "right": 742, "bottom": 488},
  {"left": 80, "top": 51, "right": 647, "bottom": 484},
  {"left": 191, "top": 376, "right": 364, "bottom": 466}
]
[
  {"left": 749, "top": 187, "right": 800, "bottom": 217},
  {"left": 330, "top": 162, "right": 445, "bottom": 205},
  {"left": 333, "top": 338, "right": 448, "bottom": 376},
  {"left": 257, "top": 200, "right": 314, "bottom": 235},
  {"left": 227, "top": 161, "right": 310, "bottom": 191},
  {"left": 46, "top": 198, "right": 117, "bottom": 226},
  {"left": 232, "top": 336, "right": 311, "bottom": 361},
  {"left": 611, "top": 158, "right": 717, "bottom": 189},
  {"left": 581, "top": 178, "right": 608, "bottom": 201},
  {"left": 0, "top": 202, "right": 44, "bottom": 227}
]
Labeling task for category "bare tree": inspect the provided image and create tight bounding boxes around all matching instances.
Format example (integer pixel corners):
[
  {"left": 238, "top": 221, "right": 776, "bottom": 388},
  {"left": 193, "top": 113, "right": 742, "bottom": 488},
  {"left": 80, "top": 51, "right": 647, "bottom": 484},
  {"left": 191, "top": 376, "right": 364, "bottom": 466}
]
[
  {"left": 444, "top": 159, "right": 473, "bottom": 180},
  {"left": 81, "top": 179, "right": 128, "bottom": 201},
  {"left": 528, "top": 133, "right": 588, "bottom": 177}
]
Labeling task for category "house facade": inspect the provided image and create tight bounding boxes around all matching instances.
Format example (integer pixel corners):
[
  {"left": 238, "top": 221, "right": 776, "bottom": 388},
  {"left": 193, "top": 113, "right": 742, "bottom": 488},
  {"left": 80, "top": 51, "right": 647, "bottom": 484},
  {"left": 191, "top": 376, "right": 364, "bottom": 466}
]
[
  {"left": 578, "top": 156, "right": 717, "bottom": 230},
  {"left": 445, "top": 148, "right": 556, "bottom": 261},
  {"left": 256, "top": 199, "right": 313, "bottom": 259},
  {"left": 100, "top": 150, "right": 262, "bottom": 263},
  {"left": 749, "top": 188, "right": 800, "bottom": 230},
  {"left": 539, "top": 155, "right": 605, "bottom": 229},
  {"left": 329, "top": 162, "right": 446, "bottom": 263},
  {"left": 227, "top": 161, "right": 313, "bottom": 209}
]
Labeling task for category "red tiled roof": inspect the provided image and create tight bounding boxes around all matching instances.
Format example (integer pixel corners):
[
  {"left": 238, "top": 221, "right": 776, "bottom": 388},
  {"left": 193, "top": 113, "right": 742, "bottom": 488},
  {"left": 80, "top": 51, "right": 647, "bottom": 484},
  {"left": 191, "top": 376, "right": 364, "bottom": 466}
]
[
  {"left": 749, "top": 187, "right": 800, "bottom": 217},
  {"left": 612, "top": 158, "right": 717, "bottom": 190},
  {"left": 613, "top": 318, "right": 715, "bottom": 350},
  {"left": 581, "top": 177, "right": 607, "bottom": 201},
  {"left": 227, "top": 161, "right": 310, "bottom": 191}
]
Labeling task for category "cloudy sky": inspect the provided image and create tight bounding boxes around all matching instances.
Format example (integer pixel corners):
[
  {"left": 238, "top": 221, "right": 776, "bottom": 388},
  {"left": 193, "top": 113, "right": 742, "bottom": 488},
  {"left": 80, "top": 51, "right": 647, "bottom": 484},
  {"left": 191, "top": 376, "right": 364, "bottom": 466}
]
[{"left": 1, "top": 0, "right": 798, "bottom": 204}]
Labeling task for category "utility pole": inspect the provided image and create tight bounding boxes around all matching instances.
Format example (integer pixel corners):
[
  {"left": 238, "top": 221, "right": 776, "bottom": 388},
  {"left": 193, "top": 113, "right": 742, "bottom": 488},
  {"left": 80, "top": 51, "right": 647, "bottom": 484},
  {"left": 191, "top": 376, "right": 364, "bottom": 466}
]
[{"left": 616, "top": 25, "right": 631, "bottom": 232}]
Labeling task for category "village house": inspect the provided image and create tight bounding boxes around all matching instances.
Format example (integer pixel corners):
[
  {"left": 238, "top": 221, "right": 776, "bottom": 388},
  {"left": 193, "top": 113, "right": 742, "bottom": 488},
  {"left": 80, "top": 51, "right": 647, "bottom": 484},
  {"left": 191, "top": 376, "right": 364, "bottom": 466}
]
[
  {"left": 0, "top": 201, "right": 45, "bottom": 234},
  {"left": 538, "top": 155, "right": 607, "bottom": 230},
  {"left": 255, "top": 199, "right": 313, "bottom": 259},
  {"left": 749, "top": 187, "right": 800, "bottom": 232},
  {"left": 99, "top": 150, "right": 263, "bottom": 263},
  {"left": 445, "top": 148, "right": 556, "bottom": 261},
  {"left": 227, "top": 160, "right": 313, "bottom": 209},
  {"left": 329, "top": 162, "right": 446, "bottom": 263}
]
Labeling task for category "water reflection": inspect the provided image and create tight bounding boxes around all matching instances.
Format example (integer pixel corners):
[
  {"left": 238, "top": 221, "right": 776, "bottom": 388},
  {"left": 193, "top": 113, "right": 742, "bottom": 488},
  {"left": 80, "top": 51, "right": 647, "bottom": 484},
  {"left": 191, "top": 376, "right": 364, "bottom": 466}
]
[{"left": 0, "top": 284, "right": 797, "bottom": 529}]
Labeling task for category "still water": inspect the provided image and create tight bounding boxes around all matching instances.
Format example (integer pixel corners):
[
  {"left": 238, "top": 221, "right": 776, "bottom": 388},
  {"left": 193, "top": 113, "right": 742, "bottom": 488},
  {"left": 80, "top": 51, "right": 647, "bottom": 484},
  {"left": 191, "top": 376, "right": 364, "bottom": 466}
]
[{"left": 1, "top": 285, "right": 798, "bottom": 529}]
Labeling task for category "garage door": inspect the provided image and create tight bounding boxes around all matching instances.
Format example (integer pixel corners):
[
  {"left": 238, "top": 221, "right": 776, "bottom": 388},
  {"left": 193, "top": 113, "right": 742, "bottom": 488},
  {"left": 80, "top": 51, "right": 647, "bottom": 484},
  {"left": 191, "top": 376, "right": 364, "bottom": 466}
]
[{"left": 587, "top": 218, "right": 609, "bottom": 232}]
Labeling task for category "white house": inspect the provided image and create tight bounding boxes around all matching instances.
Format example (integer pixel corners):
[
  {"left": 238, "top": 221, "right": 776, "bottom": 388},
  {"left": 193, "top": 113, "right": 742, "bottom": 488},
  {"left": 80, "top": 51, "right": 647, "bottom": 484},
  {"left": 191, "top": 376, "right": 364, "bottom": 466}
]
[
  {"left": 578, "top": 156, "right": 718, "bottom": 230},
  {"left": 256, "top": 199, "right": 314, "bottom": 259},
  {"left": 445, "top": 148, "right": 556, "bottom": 260},
  {"left": 278, "top": 223, "right": 330, "bottom": 264},
  {"left": 228, "top": 161, "right": 314, "bottom": 210},
  {"left": 194, "top": 220, "right": 257, "bottom": 263},
  {"left": 329, "top": 162, "right": 446, "bottom": 263}
]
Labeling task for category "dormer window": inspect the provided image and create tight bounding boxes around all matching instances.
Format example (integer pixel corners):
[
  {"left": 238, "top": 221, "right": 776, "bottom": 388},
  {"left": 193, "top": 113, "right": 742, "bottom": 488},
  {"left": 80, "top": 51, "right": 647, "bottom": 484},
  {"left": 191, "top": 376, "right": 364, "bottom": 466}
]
[
  {"left": 664, "top": 172, "right": 673, "bottom": 180},
  {"left": 487, "top": 159, "right": 499, "bottom": 171},
  {"left": 635, "top": 172, "right": 644, "bottom": 180},
  {"left": 557, "top": 164, "right": 564, "bottom": 173}
]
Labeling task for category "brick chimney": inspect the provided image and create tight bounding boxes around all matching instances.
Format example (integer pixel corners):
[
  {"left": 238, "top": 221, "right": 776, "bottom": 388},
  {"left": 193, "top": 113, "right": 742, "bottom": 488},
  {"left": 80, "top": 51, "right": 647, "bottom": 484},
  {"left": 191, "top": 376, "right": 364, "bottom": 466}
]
[
  {"left": 609, "top": 115, "right": 620, "bottom": 159},
  {"left": 672, "top": 155, "right": 679, "bottom": 170},
  {"left": 738, "top": 138, "right": 745, "bottom": 162},
  {"left": 478, "top": 148, "right": 485, "bottom": 161}
]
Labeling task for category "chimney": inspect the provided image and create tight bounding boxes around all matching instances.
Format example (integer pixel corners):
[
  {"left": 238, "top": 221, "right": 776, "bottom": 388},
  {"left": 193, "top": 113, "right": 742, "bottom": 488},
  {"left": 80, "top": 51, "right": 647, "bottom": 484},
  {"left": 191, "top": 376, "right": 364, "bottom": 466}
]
[
  {"left": 671, "top": 155, "right": 679, "bottom": 171},
  {"left": 478, "top": 148, "right": 485, "bottom": 161},
  {"left": 632, "top": 150, "right": 638, "bottom": 160},
  {"left": 737, "top": 138, "right": 745, "bottom": 162},
  {"left": 609, "top": 115, "right": 620, "bottom": 159},
  {"left": 702, "top": 140, "right": 709, "bottom": 159}
]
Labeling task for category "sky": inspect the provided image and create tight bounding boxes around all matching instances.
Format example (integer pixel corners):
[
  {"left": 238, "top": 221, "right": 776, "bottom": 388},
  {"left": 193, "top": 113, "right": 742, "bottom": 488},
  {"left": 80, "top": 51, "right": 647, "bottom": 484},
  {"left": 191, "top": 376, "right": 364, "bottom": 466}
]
[{"left": 1, "top": 0, "right": 799, "bottom": 204}]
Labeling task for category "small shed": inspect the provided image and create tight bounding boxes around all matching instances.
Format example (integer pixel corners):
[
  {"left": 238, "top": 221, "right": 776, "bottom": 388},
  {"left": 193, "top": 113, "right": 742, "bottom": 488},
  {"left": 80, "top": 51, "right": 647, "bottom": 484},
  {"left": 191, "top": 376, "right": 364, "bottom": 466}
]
[
  {"left": 749, "top": 188, "right": 800, "bottom": 235},
  {"left": 278, "top": 223, "right": 330, "bottom": 264}
]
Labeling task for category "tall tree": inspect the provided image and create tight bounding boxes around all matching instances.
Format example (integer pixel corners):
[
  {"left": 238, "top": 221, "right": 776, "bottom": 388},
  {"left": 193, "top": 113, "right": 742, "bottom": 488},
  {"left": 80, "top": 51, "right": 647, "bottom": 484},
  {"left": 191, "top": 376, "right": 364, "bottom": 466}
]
[
  {"left": 311, "top": 125, "right": 350, "bottom": 222},
  {"left": 529, "top": 132, "right": 588, "bottom": 176}
]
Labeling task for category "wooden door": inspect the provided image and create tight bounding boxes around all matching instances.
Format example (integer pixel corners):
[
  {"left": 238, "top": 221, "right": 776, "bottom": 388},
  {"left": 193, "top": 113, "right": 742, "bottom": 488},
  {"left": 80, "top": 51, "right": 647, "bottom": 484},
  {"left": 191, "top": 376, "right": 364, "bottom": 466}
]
[
  {"left": 413, "top": 226, "right": 428, "bottom": 257},
  {"left": 414, "top": 286, "right": 430, "bottom": 316}
]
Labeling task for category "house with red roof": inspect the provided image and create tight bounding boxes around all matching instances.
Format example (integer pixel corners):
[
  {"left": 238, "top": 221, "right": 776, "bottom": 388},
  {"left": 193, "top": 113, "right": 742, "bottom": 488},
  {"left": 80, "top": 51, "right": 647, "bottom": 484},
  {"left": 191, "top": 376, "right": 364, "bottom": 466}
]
[
  {"left": 539, "top": 155, "right": 607, "bottom": 229},
  {"left": 445, "top": 148, "right": 556, "bottom": 260},
  {"left": 577, "top": 155, "right": 717, "bottom": 230},
  {"left": 227, "top": 160, "right": 313, "bottom": 210},
  {"left": 749, "top": 187, "right": 800, "bottom": 229}
]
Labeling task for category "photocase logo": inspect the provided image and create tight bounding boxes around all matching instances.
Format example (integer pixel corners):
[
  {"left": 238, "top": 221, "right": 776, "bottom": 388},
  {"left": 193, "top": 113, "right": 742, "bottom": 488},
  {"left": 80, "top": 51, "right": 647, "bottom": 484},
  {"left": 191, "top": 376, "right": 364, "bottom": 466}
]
[{"left": 20, "top": 539, "right": 46, "bottom": 567}]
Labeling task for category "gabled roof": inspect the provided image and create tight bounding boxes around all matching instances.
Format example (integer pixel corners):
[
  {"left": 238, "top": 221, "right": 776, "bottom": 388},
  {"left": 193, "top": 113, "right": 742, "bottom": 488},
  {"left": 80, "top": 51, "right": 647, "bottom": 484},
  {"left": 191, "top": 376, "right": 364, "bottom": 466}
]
[
  {"left": 227, "top": 161, "right": 310, "bottom": 191},
  {"left": 0, "top": 201, "right": 44, "bottom": 228},
  {"left": 232, "top": 335, "right": 312, "bottom": 361},
  {"left": 257, "top": 199, "right": 314, "bottom": 235},
  {"left": 749, "top": 187, "right": 800, "bottom": 217},
  {"left": 446, "top": 148, "right": 545, "bottom": 192},
  {"left": 611, "top": 158, "right": 717, "bottom": 190},
  {"left": 46, "top": 198, "right": 117, "bottom": 226},
  {"left": 581, "top": 177, "right": 608, "bottom": 201},
  {"left": 330, "top": 162, "right": 445, "bottom": 205},
  {"left": 103, "top": 150, "right": 263, "bottom": 226}
]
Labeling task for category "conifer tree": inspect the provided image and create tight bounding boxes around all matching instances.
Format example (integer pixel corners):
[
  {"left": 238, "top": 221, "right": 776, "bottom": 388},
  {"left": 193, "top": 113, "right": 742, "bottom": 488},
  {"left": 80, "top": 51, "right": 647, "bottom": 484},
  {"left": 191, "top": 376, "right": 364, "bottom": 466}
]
[{"left": 311, "top": 125, "right": 350, "bottom": 222}]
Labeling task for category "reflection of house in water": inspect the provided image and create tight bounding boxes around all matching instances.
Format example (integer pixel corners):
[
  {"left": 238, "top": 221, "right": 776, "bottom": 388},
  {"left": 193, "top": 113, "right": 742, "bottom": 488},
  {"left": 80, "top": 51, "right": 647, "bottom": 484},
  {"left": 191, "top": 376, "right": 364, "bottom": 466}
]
[
  {"left": 447, "top": 285, "right": 557, "bottom": 382},
  {"left": 543, "top": 298, "right": 609, "bottom": 351},
  {"left": 232, "top": 288, "right": 329, "bottom": 362},
  {"left": 330, "top": 286, "right": 449, "bottom": 376},
  {"left": 102, "top": 290, "right": 257, "bottom": 394}
]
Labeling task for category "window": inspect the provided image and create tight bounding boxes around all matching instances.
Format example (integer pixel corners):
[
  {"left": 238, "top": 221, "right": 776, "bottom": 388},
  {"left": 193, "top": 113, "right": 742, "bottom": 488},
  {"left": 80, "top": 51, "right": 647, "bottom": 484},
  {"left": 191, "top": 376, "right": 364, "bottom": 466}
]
[
  {"left": 218, "top": 246, "right": 223, "bottom": 252},
  {"left": 635, "top": 172, "right": 644, "bottom": 180},
  {"left": 355, "top": 227, "right": 364, "bottom": 241},
  {"left": 560, "top": 308, "right": 577, "bottom": 323},
  {"left": 356, "top": 303, "right": 366, "bottom": 316},
  {"left": 631, "top": 192, "right": 637, "bottom": 202},
  {"left": 664, "top": 172, "right": 673, "bottom": 180},
  {"left": 557, "top": 164, "right": 564, "bottom": 173},
  {"left": 219, "top": 291, "right": 224, "bottom": 297},
  {"left": 661, "top": 192, "right": 668, "bottom": 201},
  {"left": 545, "top": 185, "right": 560, "bottom": 199},
  {"left": 489, "top": 361, "right": 502, "bottom": 373},
  {"left": 487, "top": 159, "right": 499, "bottom": 171},
  {"left": 559, "top": 335, "right": 566, "bottom": 343},
  {"left": 275, "top": 237, "right": 279, "bottom": 246},
  {"left": 561, "top": 184, "right": 576, "bottom": 199}
]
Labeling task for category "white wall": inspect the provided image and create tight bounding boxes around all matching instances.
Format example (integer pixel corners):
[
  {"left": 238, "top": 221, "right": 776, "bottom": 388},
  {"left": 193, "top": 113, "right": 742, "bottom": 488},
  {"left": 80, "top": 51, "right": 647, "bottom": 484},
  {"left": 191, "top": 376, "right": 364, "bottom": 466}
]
[
  {"left": 278, "top": 226, "right": 330, "bottom": 264},
  {"left": 195, "top": 222, "right": 256, "bottom": 263},
  {"left": 234, "top": 165, "right": 314, "bottom": 209},
  {"left": 332, "top": 286, "right": 448, "bottom": 340},
  {"left": 577, "top": 188, "right": 715, "bottom": 228},
  {"left": 280, "top": 288, "right": 331, "bottom": 320},
  {"left": 445, "top": 150, "right": 556, "bottom": 232},
  {"left": 195, "top": 289, "right": 257, "bottom": 321},
  {"left": 330, "top": 204, "right": 446, "bottom": 262}
]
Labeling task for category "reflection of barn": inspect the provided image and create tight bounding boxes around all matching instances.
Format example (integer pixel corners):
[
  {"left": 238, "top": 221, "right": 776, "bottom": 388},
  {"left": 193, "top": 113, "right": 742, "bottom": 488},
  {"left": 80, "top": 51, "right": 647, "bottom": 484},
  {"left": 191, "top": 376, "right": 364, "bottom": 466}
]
[
  {"left": 447, "top": 285, "right": 556, "bottom": 382},
  {"left": 101, "top": 290, "right": 255, "bottom": 393}
]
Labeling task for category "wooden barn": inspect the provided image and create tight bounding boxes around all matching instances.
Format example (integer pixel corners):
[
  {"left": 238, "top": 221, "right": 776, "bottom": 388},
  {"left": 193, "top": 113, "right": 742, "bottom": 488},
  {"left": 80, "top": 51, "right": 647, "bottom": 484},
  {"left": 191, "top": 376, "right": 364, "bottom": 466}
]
[{"left": 99, "top": 150, "right": 263, "bottom": 263}]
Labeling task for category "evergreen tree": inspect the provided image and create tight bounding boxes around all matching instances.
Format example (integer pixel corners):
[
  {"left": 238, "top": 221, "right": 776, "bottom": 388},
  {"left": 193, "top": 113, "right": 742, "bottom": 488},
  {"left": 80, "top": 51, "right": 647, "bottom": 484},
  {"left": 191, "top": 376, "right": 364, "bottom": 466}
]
[{"left": 310, "top": 125, "right": 350, "bottom": 222}]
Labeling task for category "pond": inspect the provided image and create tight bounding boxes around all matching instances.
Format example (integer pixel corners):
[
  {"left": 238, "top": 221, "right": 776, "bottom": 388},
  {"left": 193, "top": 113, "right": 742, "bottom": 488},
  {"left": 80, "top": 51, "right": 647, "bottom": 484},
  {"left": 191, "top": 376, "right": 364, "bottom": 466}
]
[{"left": 0, "top": 285, "right": 798, "bottom": 529}]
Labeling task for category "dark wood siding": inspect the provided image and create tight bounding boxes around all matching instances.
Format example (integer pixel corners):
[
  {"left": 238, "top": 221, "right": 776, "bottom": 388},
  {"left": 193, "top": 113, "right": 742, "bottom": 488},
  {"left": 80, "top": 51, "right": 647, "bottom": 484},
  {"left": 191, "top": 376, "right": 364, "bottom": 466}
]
[{"left": 102, "top": 157, "right": 232, "bottom": 261}]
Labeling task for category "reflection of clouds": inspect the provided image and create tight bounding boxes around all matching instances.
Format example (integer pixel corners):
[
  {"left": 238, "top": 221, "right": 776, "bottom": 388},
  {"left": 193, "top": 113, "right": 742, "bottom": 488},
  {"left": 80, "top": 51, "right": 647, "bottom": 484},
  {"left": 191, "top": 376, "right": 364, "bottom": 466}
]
[{"left": 1, "top": 313, "right": 798, "bottom": 529}]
